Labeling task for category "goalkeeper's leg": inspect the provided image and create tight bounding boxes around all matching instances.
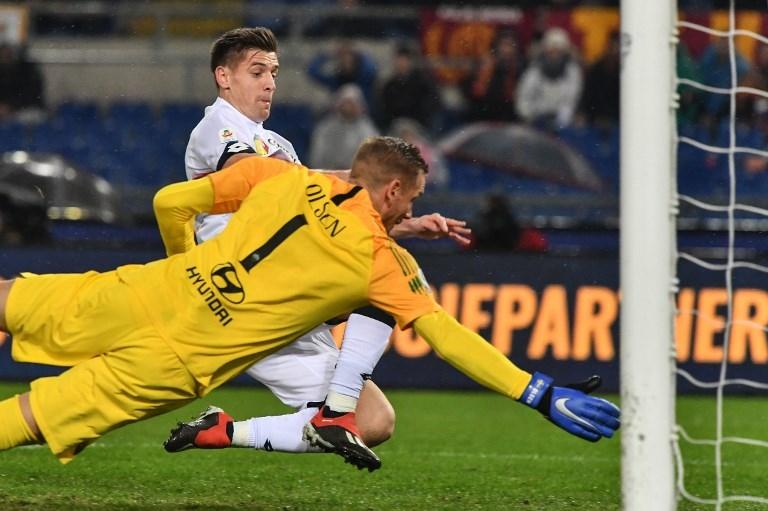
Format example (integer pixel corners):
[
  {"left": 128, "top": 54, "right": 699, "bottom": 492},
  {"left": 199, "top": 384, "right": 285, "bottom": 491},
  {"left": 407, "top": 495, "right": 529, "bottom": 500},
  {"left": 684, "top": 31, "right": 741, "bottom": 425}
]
[{"left": 0, "top": 392, "right": 43, "bottom": 451}]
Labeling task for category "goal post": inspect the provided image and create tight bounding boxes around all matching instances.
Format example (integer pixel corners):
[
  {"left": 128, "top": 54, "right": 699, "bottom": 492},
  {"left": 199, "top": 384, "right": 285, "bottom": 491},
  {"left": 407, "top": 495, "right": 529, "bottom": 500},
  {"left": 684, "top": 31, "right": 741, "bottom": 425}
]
[{"left": 619, "top": 0, "right": 677, "bottom": 509}]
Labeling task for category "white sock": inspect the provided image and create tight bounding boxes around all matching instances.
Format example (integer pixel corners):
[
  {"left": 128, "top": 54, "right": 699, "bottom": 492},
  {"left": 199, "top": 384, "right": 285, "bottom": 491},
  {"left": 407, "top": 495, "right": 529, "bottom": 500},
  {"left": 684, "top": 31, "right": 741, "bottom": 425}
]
[
  {"left": 325, "top": 390, "right": 358, "bottom": 413},
  {"left": 327, "top": 313, "right": 392, "bottom": 411},
  {"left": 231, "top": 407, "right": 322, "bottom": 453}
]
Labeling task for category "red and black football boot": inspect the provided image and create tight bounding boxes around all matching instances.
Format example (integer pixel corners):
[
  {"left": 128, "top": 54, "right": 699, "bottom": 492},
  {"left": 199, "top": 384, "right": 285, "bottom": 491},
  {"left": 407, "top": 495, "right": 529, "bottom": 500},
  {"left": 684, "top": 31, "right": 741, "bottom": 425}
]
[
  {"left": 302, "top": 406, "right": 381, "bottom": 472},
  {"left": 164, "top": 406, "right": 234, "bottom": 452}
]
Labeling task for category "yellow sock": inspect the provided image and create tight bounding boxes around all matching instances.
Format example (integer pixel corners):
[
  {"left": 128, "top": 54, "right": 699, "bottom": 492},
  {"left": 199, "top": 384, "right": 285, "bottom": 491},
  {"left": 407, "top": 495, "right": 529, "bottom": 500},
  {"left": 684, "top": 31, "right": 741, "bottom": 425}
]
[{"left": 0, "top": 394, "right": 39, "bottom": 450}]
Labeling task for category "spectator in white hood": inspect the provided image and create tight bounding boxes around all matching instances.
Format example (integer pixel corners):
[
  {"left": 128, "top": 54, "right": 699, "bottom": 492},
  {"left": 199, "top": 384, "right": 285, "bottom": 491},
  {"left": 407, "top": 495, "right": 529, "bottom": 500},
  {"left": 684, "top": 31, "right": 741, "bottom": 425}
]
[
  {"left": 309, "top": 83, "right": 379, "bottom": 169},
  {"left": 515, "top": 27, "right": 583, "bottom": 130}
]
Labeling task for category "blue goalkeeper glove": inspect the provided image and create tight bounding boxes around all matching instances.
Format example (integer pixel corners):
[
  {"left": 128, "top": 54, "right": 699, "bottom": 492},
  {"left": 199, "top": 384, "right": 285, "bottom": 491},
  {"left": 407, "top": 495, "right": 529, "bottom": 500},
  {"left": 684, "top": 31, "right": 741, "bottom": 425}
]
[{"left": 519, "top": 372, "right": 620, "bottom": 442}]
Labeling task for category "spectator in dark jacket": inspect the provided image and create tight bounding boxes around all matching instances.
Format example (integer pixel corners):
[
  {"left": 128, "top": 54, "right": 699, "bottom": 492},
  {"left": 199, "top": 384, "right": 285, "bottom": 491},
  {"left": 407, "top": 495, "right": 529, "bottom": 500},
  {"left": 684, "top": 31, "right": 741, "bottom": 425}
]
[
  {"left": 472, "top": 194, "right": 521, "bottom": 251},
  {"left": 579, "top": 31, "right": 620, "bottom": 130},
  {"left": 471, "top": 194, "right": 548, "bottom": 253},
  {"left": 307, "top": 42, "right": 378, "bottom": 108},
  {"left": 463, "top": 30, "right": 521, "bottom": 122},
  {"left": 0, "top": 44, "right": 45, "bottom": 121},
  {"left": 377, "top": 43, "right": 441, "bottom": 133}
]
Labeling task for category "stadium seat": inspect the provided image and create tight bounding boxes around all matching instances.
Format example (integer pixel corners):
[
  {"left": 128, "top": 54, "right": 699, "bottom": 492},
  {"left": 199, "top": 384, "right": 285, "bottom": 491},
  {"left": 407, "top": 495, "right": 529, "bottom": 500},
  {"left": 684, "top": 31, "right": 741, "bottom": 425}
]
[
  {"left": 160, "top": 102, "right": 203, "bottom": 130},
  {"left": 107, "top": 101, "right": 155, "bottom": 127},
  {"left": 0, "top": 120, "right": 30, "bottom": 152},
  {"left": 56, "top": 101, "right": 101, "bottom": 126}
]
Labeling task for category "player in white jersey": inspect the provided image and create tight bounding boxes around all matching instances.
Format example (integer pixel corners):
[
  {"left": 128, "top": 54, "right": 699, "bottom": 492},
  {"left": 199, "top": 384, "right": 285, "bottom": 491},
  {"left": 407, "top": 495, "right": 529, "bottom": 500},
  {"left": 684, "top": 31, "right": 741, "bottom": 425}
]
[
  {"left": 186, "top": 97, "right": 301, "bottom": 239},
  {"left": 164, "top": 27, "right": 470, "bottom": 465}
]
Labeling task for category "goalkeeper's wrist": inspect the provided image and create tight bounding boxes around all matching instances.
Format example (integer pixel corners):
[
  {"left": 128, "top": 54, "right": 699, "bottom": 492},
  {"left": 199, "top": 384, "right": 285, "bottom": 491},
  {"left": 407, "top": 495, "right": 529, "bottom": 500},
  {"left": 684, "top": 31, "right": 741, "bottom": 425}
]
[{"left": 518, "top": 371, "right": 554, "bottom": 415}]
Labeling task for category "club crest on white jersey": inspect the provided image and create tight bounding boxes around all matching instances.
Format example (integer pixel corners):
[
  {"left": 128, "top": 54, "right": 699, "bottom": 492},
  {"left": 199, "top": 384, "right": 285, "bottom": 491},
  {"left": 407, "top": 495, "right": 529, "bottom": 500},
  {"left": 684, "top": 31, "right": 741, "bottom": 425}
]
[{"left": 219, "top": 127, "right": 237, "bottom": 143}]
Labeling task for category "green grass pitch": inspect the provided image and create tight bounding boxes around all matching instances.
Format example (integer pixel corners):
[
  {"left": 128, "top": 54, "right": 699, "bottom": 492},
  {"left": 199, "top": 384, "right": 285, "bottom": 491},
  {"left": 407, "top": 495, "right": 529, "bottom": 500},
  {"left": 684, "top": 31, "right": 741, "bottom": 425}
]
[{"left": 0, "top": 382, "right": 765, "bottom": 510}]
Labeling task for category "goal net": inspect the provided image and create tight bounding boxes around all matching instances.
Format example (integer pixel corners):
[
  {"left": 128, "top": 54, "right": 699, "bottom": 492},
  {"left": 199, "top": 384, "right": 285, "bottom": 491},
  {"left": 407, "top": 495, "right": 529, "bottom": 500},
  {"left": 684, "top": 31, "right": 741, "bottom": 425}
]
[
  {"left": 622, "top": 0, "right": 768, "bottom": 510},
  {"left": 674, "top": 2, "right": 768, "bottom": 509}
]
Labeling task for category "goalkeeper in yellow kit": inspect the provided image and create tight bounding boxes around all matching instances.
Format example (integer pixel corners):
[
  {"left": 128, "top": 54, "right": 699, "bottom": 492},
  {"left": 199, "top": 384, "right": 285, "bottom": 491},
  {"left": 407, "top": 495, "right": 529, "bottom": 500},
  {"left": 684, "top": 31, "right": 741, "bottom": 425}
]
[{"left": 0, "top": 136, "right": 619, "bottom": 469}]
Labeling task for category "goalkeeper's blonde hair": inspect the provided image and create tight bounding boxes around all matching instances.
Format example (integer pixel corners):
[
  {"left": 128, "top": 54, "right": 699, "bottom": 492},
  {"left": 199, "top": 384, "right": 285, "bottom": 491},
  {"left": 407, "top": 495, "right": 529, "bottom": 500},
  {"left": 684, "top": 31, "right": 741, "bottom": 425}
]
[{"left": 350, "top": 136, "right": 428, "bottom": 192}]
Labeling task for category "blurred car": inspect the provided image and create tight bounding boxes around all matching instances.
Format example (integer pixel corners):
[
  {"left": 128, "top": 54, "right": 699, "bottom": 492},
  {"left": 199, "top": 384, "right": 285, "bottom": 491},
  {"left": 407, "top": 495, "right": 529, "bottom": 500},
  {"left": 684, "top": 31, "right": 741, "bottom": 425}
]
[{"left": 0, "top": 151, "right": 120, "bottom": 244}]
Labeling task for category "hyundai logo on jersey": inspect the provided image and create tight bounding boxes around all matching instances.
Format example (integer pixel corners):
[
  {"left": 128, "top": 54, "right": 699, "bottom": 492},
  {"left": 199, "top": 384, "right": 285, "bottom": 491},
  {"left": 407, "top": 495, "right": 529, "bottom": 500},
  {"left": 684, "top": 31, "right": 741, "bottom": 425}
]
[{"left": 210, "top": 262, "right": 246, "bottom": 304}]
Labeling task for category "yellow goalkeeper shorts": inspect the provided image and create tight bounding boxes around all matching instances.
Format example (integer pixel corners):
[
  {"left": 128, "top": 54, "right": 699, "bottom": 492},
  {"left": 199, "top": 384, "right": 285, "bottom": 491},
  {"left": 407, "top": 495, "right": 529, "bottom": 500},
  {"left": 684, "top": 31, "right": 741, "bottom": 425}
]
[{"left": 5, "top": 271, "right": 200, "bottom": 463}]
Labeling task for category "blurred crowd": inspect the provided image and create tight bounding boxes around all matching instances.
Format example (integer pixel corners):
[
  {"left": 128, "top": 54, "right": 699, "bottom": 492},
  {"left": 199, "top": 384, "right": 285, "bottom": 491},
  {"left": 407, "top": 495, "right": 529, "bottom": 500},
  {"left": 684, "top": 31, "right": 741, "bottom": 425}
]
[
  {"left": 3, "top": 10, "right": 767, "bottom": 170},
  {"left": 299, "top": 24, "right": 768, "bottom": 173},
  {"left": 0, "top": 19, "right": 766, "bottom": 181}
]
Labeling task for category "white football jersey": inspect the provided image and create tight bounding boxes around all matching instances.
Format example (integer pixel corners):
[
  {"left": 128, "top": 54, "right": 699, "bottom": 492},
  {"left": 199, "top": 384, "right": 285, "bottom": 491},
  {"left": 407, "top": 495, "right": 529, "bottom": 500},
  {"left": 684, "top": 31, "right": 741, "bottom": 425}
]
[{"left": 185, "top": 97, "right": 300, "bottom": 242}]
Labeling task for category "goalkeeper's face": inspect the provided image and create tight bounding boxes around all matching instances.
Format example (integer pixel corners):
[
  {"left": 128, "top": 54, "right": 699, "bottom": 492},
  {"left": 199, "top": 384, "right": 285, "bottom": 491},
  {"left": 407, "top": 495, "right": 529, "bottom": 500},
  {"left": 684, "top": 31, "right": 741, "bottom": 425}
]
[
  {"left": 379, "top": 173, "right": 426, "bottom": 231},
  {"left": 216, "top": 49, "right": 279, "bottom": 123}
]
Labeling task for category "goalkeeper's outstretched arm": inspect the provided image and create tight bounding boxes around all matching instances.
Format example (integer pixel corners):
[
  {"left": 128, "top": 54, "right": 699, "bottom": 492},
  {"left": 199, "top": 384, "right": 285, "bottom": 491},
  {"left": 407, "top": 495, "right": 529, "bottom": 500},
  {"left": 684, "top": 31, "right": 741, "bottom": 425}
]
[{"left": 413, "top": 310, "right": 620, "bottom": 442}]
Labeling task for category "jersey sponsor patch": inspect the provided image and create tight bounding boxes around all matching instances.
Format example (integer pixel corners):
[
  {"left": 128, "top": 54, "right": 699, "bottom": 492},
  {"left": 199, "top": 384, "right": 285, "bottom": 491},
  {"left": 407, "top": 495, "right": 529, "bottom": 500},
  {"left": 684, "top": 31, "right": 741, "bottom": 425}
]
[
  {"left": 267, "top": 136, "right": 299, "bottom": 162},
  {"left": 253, "top": 136, "right": 269, "bottom": 156},
  {"left": 219, "top": 127, "right": 237, "bottom": 143}
]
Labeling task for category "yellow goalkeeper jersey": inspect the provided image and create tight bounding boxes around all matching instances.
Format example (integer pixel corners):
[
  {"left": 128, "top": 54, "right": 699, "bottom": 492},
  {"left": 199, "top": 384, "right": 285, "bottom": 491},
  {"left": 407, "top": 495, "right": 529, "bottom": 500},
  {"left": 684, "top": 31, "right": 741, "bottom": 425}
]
[{"left": 117, "top": 157, "right": 440, "bottom": 391}]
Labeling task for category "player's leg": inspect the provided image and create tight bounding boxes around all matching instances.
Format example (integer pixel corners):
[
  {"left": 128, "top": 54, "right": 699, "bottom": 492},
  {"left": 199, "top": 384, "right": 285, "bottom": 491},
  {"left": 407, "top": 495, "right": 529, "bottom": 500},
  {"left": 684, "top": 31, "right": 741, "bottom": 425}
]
[
  {"left": 355, "top": 379, "right": 395, "bottom": 447},
  {"left": 165, "top": 312, "right": 395, "bottom": 470},
  {"left": 0, "top": 271, "right": 133, "bottom": 435},
  {"left": 17, "top": 393, "right": 40, "bottom": 438},
  {"left": 0, "top": 271, "right": 199, "bottom": 462},
  {"left": 323, "top": 309, "right": 395, "bottom": 415},
  {"left": 0, "top": 280, "right": 9, "bottom": 346},
  {"left": 301, "top": 310, "right": 394, "bottom": 471},
  {"left": 0, "top": 391, "right": 42, "bottom": 451},
  {"left": 164, "top": 368, "right": 396, "bottom": 453},
  {"left": 3, "top": 272, "right": 134, "bottom": 365},
  {"left": 0, "top": 277, "right": 14, "bottom": 333},
  {"left": 0, "top": 328, "right": 199, "bottom": 463},
  {"left": 303, "top": 309, "right": 393, "bottom": 464},
  {"left": 165, "top": 327, "right": 338, "bottom": 453},
  {"left": 0, "top": 275, "right": 95, "bottom": 451},
  {"left": 164, "top": 321, "right": 396, "bottom": 452}
]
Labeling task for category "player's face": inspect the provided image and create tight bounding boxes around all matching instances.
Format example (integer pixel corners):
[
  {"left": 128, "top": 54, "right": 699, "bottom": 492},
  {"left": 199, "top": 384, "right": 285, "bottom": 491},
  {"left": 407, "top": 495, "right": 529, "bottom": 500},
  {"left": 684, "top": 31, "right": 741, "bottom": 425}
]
[
  {"left": 383, "top": 173, "right": 426, "bottom": 230},
  {"left": 218, "top": 50, "right": 279, "bottom": 123}
]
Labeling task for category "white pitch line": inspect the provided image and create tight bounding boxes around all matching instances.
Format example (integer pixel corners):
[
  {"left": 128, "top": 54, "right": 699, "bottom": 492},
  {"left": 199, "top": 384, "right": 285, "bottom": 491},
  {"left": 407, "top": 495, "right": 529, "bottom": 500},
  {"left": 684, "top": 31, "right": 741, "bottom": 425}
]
[
  {"left": 387, "top": 450, "right": 768, "bottom": 468},
  {"left": 15, "top": 443, "right": 768, "bottom": 469}
]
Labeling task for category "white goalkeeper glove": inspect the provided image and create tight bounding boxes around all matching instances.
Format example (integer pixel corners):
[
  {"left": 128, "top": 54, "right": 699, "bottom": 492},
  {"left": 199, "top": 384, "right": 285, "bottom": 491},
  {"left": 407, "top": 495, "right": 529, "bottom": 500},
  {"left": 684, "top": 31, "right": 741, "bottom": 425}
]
[{"left": 519, "top": 372, "right": 620, "bottom": 442}]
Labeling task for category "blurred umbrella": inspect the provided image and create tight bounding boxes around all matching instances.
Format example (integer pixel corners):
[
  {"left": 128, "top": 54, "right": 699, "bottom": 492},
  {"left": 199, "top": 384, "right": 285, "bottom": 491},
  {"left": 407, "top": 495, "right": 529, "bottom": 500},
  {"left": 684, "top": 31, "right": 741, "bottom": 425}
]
[{"left": 438, "top": 123, "right": 603, "bottom": 191}]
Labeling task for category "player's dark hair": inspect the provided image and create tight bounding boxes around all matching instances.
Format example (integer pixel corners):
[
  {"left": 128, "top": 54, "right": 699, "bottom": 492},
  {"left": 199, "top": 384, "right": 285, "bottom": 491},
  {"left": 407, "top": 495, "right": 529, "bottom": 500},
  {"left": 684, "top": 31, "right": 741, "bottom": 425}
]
[
  {"left": 351, "top": 136, "right": 428, "bottom": 190},
  {"left": 210, "top": 27, "right": 278, "bottom": 74}
]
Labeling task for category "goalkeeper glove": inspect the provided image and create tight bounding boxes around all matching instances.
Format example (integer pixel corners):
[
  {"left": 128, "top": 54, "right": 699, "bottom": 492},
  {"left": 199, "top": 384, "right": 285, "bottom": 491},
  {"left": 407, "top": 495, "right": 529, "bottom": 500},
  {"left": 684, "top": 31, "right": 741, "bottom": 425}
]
[{"left": 519, "top": 372, "right": 620, "bottom": 442}]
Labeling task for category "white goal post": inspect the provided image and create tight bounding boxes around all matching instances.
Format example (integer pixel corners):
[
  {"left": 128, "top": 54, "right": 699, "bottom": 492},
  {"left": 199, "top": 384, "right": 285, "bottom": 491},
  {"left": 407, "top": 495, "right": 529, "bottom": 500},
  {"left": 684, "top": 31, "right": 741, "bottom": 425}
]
[{"left": 619, "top": 0, "right": 677, "bottom": 510}]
